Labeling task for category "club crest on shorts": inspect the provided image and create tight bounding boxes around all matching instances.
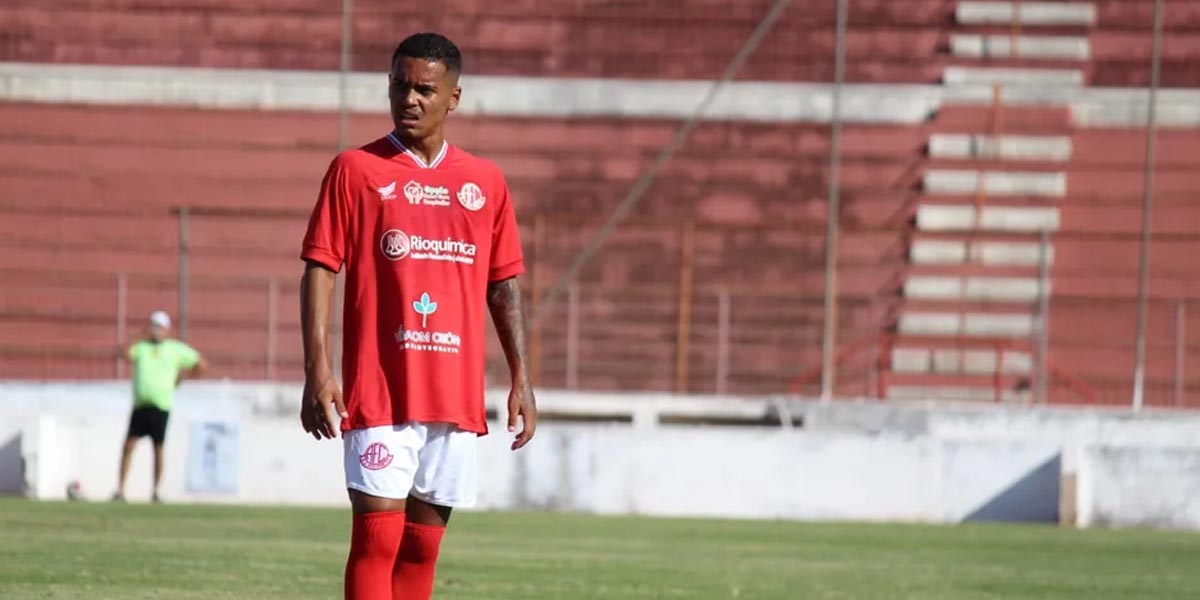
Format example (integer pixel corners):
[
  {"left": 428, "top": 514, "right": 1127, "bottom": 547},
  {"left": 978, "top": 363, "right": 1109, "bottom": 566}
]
[
  {"left": 456, "top": 182, "right": 486, "bottom": 211},
  {"left": 359, "top": 442, "right": 394, "bottom": 470}
]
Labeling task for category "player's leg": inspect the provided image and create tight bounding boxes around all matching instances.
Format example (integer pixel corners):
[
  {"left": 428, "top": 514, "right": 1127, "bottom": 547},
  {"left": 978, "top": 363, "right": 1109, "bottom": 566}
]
[
  {"left": 151, "top": 443, "right": 165, "bottom": 502},
  {"left": 115, "top": 407, "right": 149, "bottom": 500},
  {"left": 114, "top": 436, "right": 137, "bottom": 501},
  {"left": 343, "top": 424, "right": 421, "bottom": 600},
  {"left": 393, "top": 424, "right": 476, "bottom": 600},
  {"left": 149, "top": 409, "right": 169, "bottom": 502},
  {"left": 392, "top": 498, "right": 451, "bottom": 600}
]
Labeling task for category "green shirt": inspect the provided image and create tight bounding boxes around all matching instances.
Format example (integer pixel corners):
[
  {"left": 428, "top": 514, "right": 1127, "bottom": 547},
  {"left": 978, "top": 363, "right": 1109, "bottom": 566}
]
[{"left": 128, "top": 339, "right": 200, "bottom": 411}]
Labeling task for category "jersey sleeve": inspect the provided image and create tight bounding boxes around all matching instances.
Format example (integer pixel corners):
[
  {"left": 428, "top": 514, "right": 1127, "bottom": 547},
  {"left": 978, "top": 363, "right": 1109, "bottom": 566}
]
[
  {"left": 301, "top": 155, "right": 355, "bottom": 272},
  {"left": 489, "top": 177, "right": 525, "bottom": 282},
  {"left": 177, "top": 343, "right": 201, "bottom": 370},
  {"left": 127, "top": 342, "right": 143, "bottom": 361}
]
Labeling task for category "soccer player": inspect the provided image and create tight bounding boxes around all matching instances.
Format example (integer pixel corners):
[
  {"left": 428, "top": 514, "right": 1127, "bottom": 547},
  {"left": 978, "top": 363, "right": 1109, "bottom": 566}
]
[
  {"left": 299, "top": 32, "right": 537, "bottom": 600},
  {"left": 114, "top": 310, "right": 207, "bottom": 502}
]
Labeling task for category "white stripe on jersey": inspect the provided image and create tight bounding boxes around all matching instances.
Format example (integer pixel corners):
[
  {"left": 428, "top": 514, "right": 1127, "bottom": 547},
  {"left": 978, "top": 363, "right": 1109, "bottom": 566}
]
[{"left": 386, "top": 133, "right": 448, "bottom": 169}]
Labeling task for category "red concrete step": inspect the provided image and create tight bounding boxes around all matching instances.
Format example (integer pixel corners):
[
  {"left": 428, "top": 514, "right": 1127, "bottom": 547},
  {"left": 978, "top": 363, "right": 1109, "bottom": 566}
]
[
  {"left": 883, "top": 371, "right": 1025, "bottom": 402},
  {"left": 0, "top": 172, "right": 314, "bottom": 211},
  {"left": 1061, "top": 201, "right": 1200, "bottom": 236},
  {"left": 0, "top": 349, "right": 121, "bottom": 380},
  {"left": 1048, "top": 343, "right": 1192, "bottom": 382},
  {"left": 3, "top": 104, "right": 936, "bottom": 163},
  {"left": 0, "top": 102, "right": 350, "bottom": 149},
  {"left": 1054, "top": 237, "right": 1200, "bottom": 274},
  {"left": 930, "top": 105, "right": 1073, "bottom": 134},
  {"left": 2, "top": 0, "right": 332, "bottom": 11},
  {"left": 0, "top": 2, "right": 964, "bottom": 82},
  {"left": 1072, "top": 130, "right": 1200, "bottom": 168},
  {"left": 0, "top": 139, "right": 330, "bottom": 183},
  {"left": 1095, "top": 1, "right": 1200, "bottom": 30},
  {"left": 1050, "top": 300, "right": 1200, "bottom": 342}
]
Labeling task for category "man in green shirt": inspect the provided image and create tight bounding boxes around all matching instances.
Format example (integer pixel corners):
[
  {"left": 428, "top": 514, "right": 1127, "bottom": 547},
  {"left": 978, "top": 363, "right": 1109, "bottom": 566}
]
[{"left": 114, "top": 310, "right": 207, "bottom": 502}]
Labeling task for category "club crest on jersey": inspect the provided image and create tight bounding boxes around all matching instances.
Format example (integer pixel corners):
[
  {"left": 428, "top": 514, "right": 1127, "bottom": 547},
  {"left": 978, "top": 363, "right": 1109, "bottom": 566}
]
[
  {"left": 359, "top": 442, "right": 393, "bottom": 470},
  {"left": 404, "top": 180, "right": 451, "bottom": 206},
  {"left": 457, "top": 182, "right": 486, "bottom": 211},
  {"left": 376, "top": 181, "right": 397, "bottom": 200},
  {"left": 380, "top": 229, "right": 411, "bottom": 261}
]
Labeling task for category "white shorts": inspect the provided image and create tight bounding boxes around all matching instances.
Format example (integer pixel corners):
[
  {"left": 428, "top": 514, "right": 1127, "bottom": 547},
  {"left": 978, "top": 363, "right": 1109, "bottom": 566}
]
[{"left": 343, "top": 422, "right": 478, "bottom": 508}]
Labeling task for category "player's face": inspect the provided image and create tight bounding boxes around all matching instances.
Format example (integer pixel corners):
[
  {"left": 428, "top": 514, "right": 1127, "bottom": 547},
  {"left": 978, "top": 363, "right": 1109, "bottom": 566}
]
[
  {"left": 149, "top": 325, "right": 167, "bottom": 342},
  {"left": 388, "top": 57, "right": 461, "bottom": 142}
]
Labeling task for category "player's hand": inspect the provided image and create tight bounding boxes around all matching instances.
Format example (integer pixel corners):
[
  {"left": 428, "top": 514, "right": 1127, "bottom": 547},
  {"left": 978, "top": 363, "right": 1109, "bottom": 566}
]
[
  {"left": 506, "top": 380, "right": 537, "bottom": 451},
  {"left": 301, "top": 371, "right": 347, "bottom": 440}
]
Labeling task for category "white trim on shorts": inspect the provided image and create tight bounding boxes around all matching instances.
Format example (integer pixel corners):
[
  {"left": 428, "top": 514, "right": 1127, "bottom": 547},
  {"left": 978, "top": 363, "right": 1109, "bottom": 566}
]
[{"left": 343, "top": 421, "right": 478, "bottom": 508}]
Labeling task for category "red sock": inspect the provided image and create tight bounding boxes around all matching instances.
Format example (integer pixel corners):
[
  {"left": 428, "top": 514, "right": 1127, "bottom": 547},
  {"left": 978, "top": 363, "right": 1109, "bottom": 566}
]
[
  {"left": 392, "top": 522, "right": 446, "bottom": 600},
  {"left": 344, "top": 511, "right": 406, "bottom": 600}
]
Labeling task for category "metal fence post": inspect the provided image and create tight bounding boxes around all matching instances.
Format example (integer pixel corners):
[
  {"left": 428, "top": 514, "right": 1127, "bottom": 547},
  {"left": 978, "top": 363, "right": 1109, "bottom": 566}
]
[
  {"left": 266, "top": 277, "right": 279, "bottom": 381},
  {"left": 566, "top": 282, "right": 580, "bottom": 390},
  {"left": 716, "top": 287, "right": 731, "bottom": 395},
  {"left": 338, "top": 0, "right": 353, "bottom": 150},
  {"left": 820, "top": 0, "right": 849, "bottom": 403},
  {"left": 1175, "top": 299, "right": 1187, "bottom": 407},
  {"left": 1132, "top": 0, "right": 1165, "bottom": 412},
  {"left": 115, "top": 272, "right": 127, "bottom": 379},
  {"left": 177, "top": 207, "right": 190, "bottom": 342},
  {"left": 675, "top": 221, "right": 695, "bottom": 394},
  {"left": 1036, "top": 229, "right": 1051, "bottom": 404}
]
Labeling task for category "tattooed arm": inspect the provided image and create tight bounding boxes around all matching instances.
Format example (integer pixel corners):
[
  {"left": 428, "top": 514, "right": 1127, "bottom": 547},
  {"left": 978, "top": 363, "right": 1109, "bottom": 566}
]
[{"left": 487, "top": 276, "right": 537, "bottom": 450}]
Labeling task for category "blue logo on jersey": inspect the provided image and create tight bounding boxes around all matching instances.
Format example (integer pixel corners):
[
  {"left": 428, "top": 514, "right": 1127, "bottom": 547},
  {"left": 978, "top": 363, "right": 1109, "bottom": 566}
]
[{"left": 413, "top": 292, "right": 438, "bottom": 328}]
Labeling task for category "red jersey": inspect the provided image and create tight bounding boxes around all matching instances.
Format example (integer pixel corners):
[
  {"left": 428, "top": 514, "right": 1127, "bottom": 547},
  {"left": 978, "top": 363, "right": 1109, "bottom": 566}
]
[{"left": 301, "top": 134, "right": 524, "bottom": 434}]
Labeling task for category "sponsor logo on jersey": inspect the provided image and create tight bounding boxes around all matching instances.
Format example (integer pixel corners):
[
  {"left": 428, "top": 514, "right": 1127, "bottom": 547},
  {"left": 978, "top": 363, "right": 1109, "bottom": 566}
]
[
  {"left": 404, "top": 180, "right": 451, "bottom": 207},
  {"left": 376, "top": 181, "right": 397, "bottom": 200},
  {"left": 379, "top": 229, "right": 476, "bottom": 264},
  {"left": 359, "top": 442, "right": 394, "bottom": 470},
  {"left": 380, "top": 229, "right": 411, "bottom": 260},
  {"left": 395, "top": 292, "right": 462, "bottom": 354},
  {"left": 457, "top": 182, "right": 486, "bottom": 211}
]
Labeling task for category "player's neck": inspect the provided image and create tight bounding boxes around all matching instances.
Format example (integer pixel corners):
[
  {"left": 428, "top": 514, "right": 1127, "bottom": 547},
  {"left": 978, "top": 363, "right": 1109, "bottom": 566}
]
[{"left": 393, "top": 131, "right": 446, "bottom": 165}]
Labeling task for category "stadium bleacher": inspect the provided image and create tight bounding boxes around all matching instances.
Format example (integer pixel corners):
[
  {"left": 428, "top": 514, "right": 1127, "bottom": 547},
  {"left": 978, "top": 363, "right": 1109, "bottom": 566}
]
[{"left": 0, "top": 0, "right": 1197, "bottom": 406}]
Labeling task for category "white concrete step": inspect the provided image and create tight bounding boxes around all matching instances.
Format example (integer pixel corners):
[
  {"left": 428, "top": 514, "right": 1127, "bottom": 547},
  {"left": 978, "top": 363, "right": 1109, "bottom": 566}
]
[
  {"left": 892, "top": 346, "right": 1033, "bottom": 375},
  {"left": 916, "top": 205, "right": 1061, "bottom": 233},
  {"left": 917, "top": 205, "right": 1060, "bottom": 232},
  {"left": 924, "top": 169, "right": 1066, "bottom": 197},
  {"left": 941, "top": 87, "right": 1200, "bottom": 127},
  {"left": 887, "top": 385, "right": 1030, "bottom": 403},
  {"left": 944, "top": 66, "right": 1085, "bottom": 87},
  {"left": 898, "top": 312, "right": 1034, "bottom": 337},
  {"left": 904, "top": 275, "right": 1046, "bottom": 302},
  {"left": 928, "top": 134, "right": 1072, "bottom": 162},
  {"left": 911, "top": 239, "right": 1054, "bottom": 267},
  {"left": 956, "top": 2, "right": 1097, "bottom": 27},
  {"left": 951, "top": 34, "right": 1090, "bottom": 61}
]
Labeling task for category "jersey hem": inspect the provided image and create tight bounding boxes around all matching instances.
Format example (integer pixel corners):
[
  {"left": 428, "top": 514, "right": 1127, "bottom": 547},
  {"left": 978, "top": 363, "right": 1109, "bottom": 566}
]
[{"left": 342, "top": 417, "right": 487, "bottom": 435}]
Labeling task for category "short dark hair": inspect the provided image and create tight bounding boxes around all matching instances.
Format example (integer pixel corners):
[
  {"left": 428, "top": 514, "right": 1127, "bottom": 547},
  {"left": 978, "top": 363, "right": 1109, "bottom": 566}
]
[{"left": 391, "top": 32, "right": 462, "bottom": 75}]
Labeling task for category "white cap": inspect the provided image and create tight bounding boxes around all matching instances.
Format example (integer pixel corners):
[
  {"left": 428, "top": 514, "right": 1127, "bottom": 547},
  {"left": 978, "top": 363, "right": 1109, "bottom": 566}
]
[{"left": 149, "top": 310, "right": 171, "bottom": 329}]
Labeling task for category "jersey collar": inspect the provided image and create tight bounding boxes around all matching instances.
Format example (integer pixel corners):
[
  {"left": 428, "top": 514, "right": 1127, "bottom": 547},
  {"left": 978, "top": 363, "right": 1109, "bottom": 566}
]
[{"left": 386, "top": 133, "right": 449, "bottom": 169}]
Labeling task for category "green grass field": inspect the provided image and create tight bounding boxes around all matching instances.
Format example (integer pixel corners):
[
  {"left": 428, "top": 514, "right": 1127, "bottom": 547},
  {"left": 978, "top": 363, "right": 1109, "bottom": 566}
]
[{"left": 0, "top": 498, "right": 1197, "bottom": 599}]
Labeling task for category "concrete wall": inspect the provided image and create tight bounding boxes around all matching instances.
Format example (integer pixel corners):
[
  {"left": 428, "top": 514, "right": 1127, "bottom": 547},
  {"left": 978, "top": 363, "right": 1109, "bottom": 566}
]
[
  {"left": 1077, "top": 445, "right": 1200, "bottom": 530},
  {"left": 2, "top": 383, "right": 1198, "bottom": 529},
  {"left": 9, "top": 412, "right": 1066, "bottom": 524}
]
